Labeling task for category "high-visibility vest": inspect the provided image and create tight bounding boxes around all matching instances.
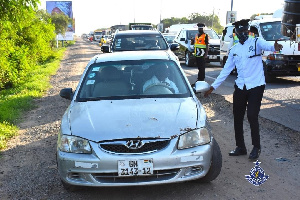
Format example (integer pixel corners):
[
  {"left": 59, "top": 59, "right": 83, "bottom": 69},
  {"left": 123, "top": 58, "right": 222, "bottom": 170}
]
[
  {"left": 101, "top": 38, "right": 106, "bottom": 44},
  {"left": 194, "top": 33, "right": 207, "bottom": 57},
  {"left": 233, "top": 33, "right": 239, "bottom": 45},
  {"left": 194, "top": 33, "right": 207, "bottom": 49}
]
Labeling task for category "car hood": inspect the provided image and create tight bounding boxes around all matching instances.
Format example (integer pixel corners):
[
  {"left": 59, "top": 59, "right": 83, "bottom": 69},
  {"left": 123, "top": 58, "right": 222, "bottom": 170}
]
[
  {"left": 209, "top": 38, "right": 220, "bottom": 45},
  {"left": 68, "top": 98, "right": 200, "bottom": 141}
]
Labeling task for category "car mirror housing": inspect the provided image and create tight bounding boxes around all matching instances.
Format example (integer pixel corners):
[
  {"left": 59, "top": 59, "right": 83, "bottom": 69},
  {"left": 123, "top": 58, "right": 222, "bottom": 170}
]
[
  {"left": 101, "top": 45, "right": 110, "bottom": 53},
  {"left": 170, "top": 43, "right": 179, "bottom": 51},
  {"left": 60, "top": 88, "right": 74, "bottom": 100},
  {"left": 193, "top": 81, "right": 210, "bottom": 93}
]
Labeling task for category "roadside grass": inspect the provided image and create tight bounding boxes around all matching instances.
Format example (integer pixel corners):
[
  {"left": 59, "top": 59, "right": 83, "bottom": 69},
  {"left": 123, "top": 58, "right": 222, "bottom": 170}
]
[{"left": 0, "top": 45, "right": 69, "bottom": 151}]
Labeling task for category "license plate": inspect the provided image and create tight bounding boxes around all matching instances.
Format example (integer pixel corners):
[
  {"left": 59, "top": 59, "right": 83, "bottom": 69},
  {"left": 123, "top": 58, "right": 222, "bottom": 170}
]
[
  {"left": 118, "top": 159, "right": 153, "bottom": 176},
  {"left": 209, "top": 55, "right": 218, "bottom": 59}
]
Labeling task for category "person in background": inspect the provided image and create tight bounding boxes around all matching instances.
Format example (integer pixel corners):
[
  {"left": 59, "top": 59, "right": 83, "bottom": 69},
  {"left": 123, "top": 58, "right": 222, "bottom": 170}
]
[
  {"left": 191, "top": 23, "right": 209, "bottom": 82},
  {"left": 228, "top": 28, "right": 239, "bottom": 50},
  {"left": 249, "top": 26, "right": 259, "bottom": 38},
  {"left": 99, "top": 36, "right": 106, "bottom": 47},
  {"left": 204, "top": 19, "right": 283, "bottom": 160}
]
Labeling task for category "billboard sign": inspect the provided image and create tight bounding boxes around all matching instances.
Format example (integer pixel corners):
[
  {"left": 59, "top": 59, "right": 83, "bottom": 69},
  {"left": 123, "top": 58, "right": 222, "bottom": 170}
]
[
  {"left": 46, "top": 1, "right": 74, "bottom": 40},
  {"left": 226, "top": 11, "right": 237, "bottom": 24}
]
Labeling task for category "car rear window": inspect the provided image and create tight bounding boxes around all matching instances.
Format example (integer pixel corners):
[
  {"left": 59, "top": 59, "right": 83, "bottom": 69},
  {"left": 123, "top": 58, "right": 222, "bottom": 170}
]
[{"left": 112, "top": 34, "right": 168, "bottom": 51}]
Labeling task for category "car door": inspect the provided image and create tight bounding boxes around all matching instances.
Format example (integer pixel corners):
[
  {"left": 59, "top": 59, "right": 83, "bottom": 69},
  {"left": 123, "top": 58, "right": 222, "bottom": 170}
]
[{"left": 174, "top": 30, "right": 188, "bottom": 59}]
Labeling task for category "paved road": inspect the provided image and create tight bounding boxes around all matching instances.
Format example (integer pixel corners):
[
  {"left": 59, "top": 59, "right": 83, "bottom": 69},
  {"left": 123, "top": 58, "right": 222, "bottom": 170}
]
[{"left": 182, "top": 62, "right": 300, "bottom": 132}]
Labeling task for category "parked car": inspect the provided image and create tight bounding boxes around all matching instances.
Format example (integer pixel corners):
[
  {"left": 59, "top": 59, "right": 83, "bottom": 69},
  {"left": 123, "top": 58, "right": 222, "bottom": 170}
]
[
  {"left": 57, "top": 50, "right": 222, "bottom": 190},
  {"left": 102, "top": 30, "right": 179, "bottom": 53},
  {"left": 162, "top": 33, "right": 176, "bottom": 44},
  {"left": 174, "top": 28, "right": 220, "bottom": 67}
]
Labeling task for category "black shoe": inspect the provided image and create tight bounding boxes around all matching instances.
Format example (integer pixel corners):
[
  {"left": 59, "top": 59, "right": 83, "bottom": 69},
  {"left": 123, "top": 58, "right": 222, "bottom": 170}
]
[
  {"left": 249, "top": 147, "right": 261, "bottom": 160},
  {"left": 229, "top": 147, "right": 247, "bottom": 156}
]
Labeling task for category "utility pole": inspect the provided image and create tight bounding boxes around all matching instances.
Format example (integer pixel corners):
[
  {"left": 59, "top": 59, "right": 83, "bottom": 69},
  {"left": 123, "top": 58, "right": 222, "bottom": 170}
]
[{"left": 212, "top": 8, "right": 214, "bottom": 28}]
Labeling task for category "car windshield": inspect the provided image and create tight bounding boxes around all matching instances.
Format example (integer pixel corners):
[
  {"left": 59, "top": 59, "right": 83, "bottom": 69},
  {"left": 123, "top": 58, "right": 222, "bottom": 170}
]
[
  {"left": 77, "top": 59, "right": 191, "bottom": 101},
  {"left": 187, "top": 30, "right": 220, "bottom": 40},
  {"left": 259, "top": 21, "right": 289, "bottom": 41},
  {"left": 112, "top": 34, "right": 169, "bottom": 51},
  {"left": 163, "top": 35, "right": 176, "bottom": 43}
]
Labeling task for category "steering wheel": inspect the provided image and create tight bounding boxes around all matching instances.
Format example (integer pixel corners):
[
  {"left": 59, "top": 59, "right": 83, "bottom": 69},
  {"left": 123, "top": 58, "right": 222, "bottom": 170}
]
[{"left": 143, "top": 83, "right": 174, "bottom": 94}]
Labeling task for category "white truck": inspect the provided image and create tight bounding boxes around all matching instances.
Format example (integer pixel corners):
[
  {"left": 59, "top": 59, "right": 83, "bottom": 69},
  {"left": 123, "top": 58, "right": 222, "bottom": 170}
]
[
  {"left": 220, "top": 17, "right": 300, "bottom": 82},
  {"left": 249, "top": 18, "right": 300, "bottom": 82}
]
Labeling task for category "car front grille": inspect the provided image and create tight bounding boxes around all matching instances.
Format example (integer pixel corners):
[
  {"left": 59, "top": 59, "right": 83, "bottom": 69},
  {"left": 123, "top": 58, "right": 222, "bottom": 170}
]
[
  {"left": 209, "top": 45, "right": 220, "bottom": 55},
  {"left": 91, "top": 168, "right": 180, "bottom": 183},
  {"left": 99, "top": 139, "right": 170, "bottom": 154}
]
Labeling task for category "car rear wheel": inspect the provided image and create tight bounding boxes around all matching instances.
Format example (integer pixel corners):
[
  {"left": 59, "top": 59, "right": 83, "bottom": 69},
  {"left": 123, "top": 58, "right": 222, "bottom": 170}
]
[{"left": 193, "top": 138, "right": 222, "bottom": 183}]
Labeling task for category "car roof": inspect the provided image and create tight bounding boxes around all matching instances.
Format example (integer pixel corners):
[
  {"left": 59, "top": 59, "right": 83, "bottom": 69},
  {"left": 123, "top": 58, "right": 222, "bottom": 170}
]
[
  {"left": 93, "top": 50, "right": 175, "bottom": 63},
  {"left": 250, "top": 18, "right": 281, "bottom": 25},
  {"left": 115, "top": 30, "right": 162, "bottom": 35}
]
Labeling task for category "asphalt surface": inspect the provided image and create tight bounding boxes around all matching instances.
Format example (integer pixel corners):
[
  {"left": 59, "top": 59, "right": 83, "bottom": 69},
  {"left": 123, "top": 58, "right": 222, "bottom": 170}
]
[{"left": 183, "top": 62, "right": 300, "bottom": 132}]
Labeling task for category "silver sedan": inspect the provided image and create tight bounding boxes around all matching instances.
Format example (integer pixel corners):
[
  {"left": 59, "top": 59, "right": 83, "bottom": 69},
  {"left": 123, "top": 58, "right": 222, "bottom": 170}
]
[{"left": 57, "top": 50, "right": 222, "bottom": 190}]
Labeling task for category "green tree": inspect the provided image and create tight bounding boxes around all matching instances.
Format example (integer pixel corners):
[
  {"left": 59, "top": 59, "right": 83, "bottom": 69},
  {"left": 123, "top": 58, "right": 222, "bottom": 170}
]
[
  {"left": 50, "top": 12, "right": 70, "bottom": 35},
  {"left": 0, "top": 0, "right": 39, "bottom": 21},
  {"left": 162, "top": 12, "right": 224, "bottom": 34}
]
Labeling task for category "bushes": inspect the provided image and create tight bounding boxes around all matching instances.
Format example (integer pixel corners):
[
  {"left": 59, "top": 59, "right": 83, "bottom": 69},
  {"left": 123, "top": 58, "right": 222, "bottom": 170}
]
[
  {"left": 0, "top": 48, "right": 66, "bottom": 150},
  {"left": 0, "top": 9, "right": 56, "bottom": 89},
  {"left": 0, "top": 0, "right": 67, "bottom": 150}
]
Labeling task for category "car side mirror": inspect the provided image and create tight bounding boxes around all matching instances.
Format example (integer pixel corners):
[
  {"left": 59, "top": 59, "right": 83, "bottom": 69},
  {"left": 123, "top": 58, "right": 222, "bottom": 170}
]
[
  {"left": 170, "top": 43, "right": 179, "bottom": 51},
  {"left": 180, "top": 38, "right": 185, "bottom": 41},
  {"left": 60, "top": 88, "right": 74, "bottom": 100},
  {"left": 101, "top": 45, "right": 110, "bottom": 53},
  {"left": 193, "top": 81, "right": 210, "bottom": 93}
]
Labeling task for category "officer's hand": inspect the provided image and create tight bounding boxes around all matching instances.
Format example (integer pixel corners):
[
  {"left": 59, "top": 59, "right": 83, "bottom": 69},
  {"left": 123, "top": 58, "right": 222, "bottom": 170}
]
[
  {"left": 274, "top": 40, "right": 283, "bottom": 51},
  {"left": 204, "top": 86, "right": 214, "bottom": 97}
]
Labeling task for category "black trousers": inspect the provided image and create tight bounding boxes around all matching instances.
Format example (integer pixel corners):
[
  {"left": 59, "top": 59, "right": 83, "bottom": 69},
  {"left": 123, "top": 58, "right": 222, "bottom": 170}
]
[
  {"left": 195, "top": 56, "right": 206, "bottom": 81},
  {"left": 233, "top": 84, "right": 265, "bottom": 149}
]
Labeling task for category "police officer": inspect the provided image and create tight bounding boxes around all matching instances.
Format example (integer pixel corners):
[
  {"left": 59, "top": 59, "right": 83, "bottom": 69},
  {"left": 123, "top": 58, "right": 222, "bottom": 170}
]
[
  {"left": 204, "top": 19, "right": 283, "bottom": 160},
  {"left": 191, "top": 23, "right": 209, "bottom": 81}
]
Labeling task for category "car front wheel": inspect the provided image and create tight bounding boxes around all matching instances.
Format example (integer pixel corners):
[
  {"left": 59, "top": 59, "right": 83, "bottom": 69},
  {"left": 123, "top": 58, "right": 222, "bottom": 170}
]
[
  {"left": 185, "top": 51, "right": 194, "bottom": 67},
  {"left": 193, "top": 138, "right": 222, "bottom": 183}
]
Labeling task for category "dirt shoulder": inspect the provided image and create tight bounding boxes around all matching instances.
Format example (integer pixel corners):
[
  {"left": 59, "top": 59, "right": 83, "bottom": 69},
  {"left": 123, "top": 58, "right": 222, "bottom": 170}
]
[{"left": 0, "top": 37, "right": 299, "bottom": 200}]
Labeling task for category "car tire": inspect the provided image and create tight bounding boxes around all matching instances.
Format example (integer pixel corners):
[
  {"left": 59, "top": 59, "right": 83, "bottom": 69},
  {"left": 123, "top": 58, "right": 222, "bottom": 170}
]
[
  {"left": 193, "top": 138, "right": 222, "bottom": 183},
  {"left": 185, "top": 51, "right": 194, "bottom": 67},
  {"left": 221, "top": 56, "right": 227, "bottom": 68},
  {"left": 263, "top": 63, "right": 275, "bottom": 83}
]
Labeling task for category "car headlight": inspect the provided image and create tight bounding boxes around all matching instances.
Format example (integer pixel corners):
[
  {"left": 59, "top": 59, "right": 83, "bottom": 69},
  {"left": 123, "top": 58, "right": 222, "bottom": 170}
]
[
  {"left": 267, "top": 54, "right": 286, "bottom": 61},
  {"left": 58, "top": 135, "right": 92, "bottom": 154},
  {"left": 177, "top": 128, "right": 211, "bottom": 150}
]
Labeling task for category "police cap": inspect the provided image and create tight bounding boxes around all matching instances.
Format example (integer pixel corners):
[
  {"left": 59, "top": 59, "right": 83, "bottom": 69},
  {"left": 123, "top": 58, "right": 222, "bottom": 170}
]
[
  {"left": 197, "top": 23, "right": 206, "bottom": 28},
  {"left": 233, "top": 19, "right": 250, "bottom": 32}
]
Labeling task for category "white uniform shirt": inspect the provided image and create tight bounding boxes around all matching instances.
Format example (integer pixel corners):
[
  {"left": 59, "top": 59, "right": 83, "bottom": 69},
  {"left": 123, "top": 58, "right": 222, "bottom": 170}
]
[
  {"left": 143, "top": 76, "right": 179, "bottom": 94},
  {"left": 212, "top": 37, "right": 275, "bottom": 90}
]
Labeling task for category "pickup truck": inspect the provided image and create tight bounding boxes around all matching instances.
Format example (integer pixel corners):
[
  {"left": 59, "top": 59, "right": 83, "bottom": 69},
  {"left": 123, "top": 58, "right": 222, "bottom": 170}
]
[{"left": 174, "top": 28, "right": 220, "bottom": 67}]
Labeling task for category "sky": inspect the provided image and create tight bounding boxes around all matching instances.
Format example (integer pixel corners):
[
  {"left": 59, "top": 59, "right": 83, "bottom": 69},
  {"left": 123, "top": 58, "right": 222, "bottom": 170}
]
[{"left": 39, "top": 0, "right": 285, "bottom": 35}]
